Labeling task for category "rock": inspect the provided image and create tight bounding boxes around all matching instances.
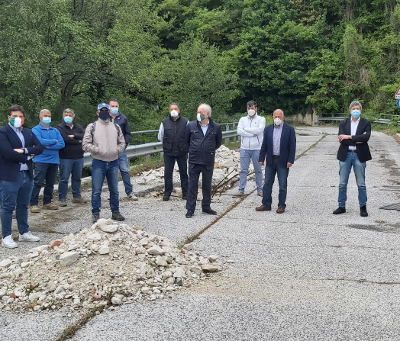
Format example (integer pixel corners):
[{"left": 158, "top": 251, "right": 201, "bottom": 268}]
[
  {"left": 20, "top": 262, "right": 31, "bottom": 268},
  {"left": 98, "top": 245, "right": 110, "bottom": 255},
  {"left": 99, "top": 224, "right": 119, "bottom": 234},
  {"left": 0, "top": 259, "right": 12, "bottom": 268},
  {"left": 173, "top": 267, "right": 186, "bottom": 278},
  {"left": 90, "top": 244, "right": 100, "bottom": 252},
  {"left": 201, "top": 264, "right": 220, "bottom": 273},
  {"left": 59, "top": 252, "right": 80, "bottom": 267},
  {"left": 174, "top": 277, "right": 183, "bottom": 286},
  {"left": 155, "top": 256, "right": 168, "bottom": 266},
  {"left": 111, "top": 297, "right": 122, "bottom": 305},
  {"left": 86, "top": 232, "right": 101, "bottom": 241},
  {"left": 189, "top": 266, "right": 202, "bottom": 276},
  {"left": 0, "top": 289, "right": 7, "bottom": 298},
  {"left": 50, "top": 239, "right": 63, "bottom": 248},
  {"left": 208, "top": 255, "right": 219, "bottom": 263},
  {"left": 147, "top": 245, "right": 165, "bottom": 256}
]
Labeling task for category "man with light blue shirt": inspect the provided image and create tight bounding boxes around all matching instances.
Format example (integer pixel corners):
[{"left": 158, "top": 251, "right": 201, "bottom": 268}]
[
  {"left": 30, "top": 109, "right": 65, "bottom": 213},
  {"left": 0, "top": 105, "right": 43, "bottom": 248}
]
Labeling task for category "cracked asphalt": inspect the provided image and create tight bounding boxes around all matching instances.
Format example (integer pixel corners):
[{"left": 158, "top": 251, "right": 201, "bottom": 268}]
[{"left": 1, "top": 125, "right": 400, "bottom": 340}]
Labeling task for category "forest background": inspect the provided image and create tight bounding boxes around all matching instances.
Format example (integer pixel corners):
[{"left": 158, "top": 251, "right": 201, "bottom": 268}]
[{"left": 0, "top": 0, "right": 399, "bottom": 131}]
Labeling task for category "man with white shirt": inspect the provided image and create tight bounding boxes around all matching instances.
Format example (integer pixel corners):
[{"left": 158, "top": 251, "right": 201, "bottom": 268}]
[
  {"left": 333, "top": 100, "right": 371, "bottom": 217},
  {"left": 236, "top": 100, "right": 266, "bottom": 196}
]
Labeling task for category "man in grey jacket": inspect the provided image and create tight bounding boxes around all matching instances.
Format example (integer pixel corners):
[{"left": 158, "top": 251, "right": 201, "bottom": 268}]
[{"left": 82, "top": 103, "right": 126, "bottom": 223}]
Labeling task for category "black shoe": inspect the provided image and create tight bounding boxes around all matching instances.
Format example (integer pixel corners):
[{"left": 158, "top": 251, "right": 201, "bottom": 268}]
[
  {"left": 92, "top": 214, "right": 100, "bottom": 223},
  {"left": 256, "top": 204, "right": 271, "bottom": 211},
  {"left": 202, "top": 208, "right": 217, "bottom": 215},
  {"left": 360, "top": 205, "right": 368, "bottom": 217},
  {"left": 186, "top": 210, "right": 194, "bottom": 218},
  {"left": 163, "top": 195, "right": 170, "bottom": 201},
  {"left": 111, "top": 212, "right": 125, "bottom": 221},
  {"left": 333, "top": 207, "right": 346, "bottom": 214}
]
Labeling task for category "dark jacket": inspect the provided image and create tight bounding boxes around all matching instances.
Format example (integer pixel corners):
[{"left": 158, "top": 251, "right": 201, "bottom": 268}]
[
  {"left": 162, "top": 116, "right": 189, "bottom": 156},
  {"left": 186, "top": 119, "right": 222, "bottom": 165},
  {"left": 112, "top": 112, "right": 131, "bottom": 148},
  {"left": 0, "top": 124, "right": 44, "bottom": 181},
  {"left": 337, "top": 117, "right": 372, "bottom": 162},
  {"left": 259, "top": 123, "right": 296, "bottom": 167},
  {"left": 56, "top": 122, "right": 85, "bottom": 159}
]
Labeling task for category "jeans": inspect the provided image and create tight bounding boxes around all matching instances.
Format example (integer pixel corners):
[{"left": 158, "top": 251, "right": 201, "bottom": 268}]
[
  {"left": 1, "top": 171, "right": 32, "bottom": 237},
  {"left": 239, "top": 149, "right": 263, "bottom": 192},
  {"left": 91, "top": 158, "right": 119, "bottom": 214},
  {"left": 118, "top": 150, "right": 133, "bottom": 195},
  {"left": 58, "top": 158, "right": 84, "bottom": 200},
  {"left": 186, "top": 163, "right": 213, "bottom": 212},
  {"left": 262, "top": 157, "right": 289, "bottom": 208},
  {"left": 30, "top": 162, "right": 58, "bottom": 206},
  {"left": 164, "top": 153, "right": 188, "bottom": 197},
  {"left": 338, "top": 151, "right": 367, "bottom": 207}
]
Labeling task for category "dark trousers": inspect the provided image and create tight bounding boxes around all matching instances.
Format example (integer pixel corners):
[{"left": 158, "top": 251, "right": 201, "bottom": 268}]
[
  {"left": 30, "top": 162, "right": 58, "bottom": 206},
  {"left": 186, "top": 163, "right": 214, "bottom": 212},
  {"left": 164, "top": 153, "right": 188, "bottom": 197},
  {"left": 262, "top": 157, "right": 289, "bottom": 208}
]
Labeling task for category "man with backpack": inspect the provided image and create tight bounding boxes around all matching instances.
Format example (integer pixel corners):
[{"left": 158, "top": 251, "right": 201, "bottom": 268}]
[{"left": 82, "top": 103, "right": 126, "bottom": 223}]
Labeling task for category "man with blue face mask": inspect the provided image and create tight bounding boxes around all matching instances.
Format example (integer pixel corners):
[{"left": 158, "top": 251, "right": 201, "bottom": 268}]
[
  {"left": 333, "top": 100, "right": 372, "bottom": 217},
  {"left": 56, "top": 108, "right": 87, "bottom": 206},
  {"left": 30, "top": 109, "right": 65, "bottom": 213}
]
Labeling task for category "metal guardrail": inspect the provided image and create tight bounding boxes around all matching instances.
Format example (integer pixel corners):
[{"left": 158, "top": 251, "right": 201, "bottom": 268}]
[{"left": 83, "top": 129, "right": 239, "bottom": 167}]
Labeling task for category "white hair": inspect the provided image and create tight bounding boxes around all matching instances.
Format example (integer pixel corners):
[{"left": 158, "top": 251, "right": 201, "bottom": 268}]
[
  {"left": 39, "top": 109, "right": 51, "bottom": 117},
  {"left": 199, "top": 103, "right": 212, "bottom": 116}
]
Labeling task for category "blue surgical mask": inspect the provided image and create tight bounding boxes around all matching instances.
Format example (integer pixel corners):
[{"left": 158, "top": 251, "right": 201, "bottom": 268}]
[
  {"left": 110, "top": 107, "right": 119, "bottom": 115},
  {"left": 42, "top": 117, "right": 51, "bottom": 124},
  {"left": 64, "top": 116, "right": 73, "bottom": 124},
  {"left": 351, "top": 110, "right": 361, "bottom": 118}
]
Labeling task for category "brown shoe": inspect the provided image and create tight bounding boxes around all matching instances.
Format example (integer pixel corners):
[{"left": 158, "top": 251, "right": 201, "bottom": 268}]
[
  {"left": 256, "top": 205, "right": 271, "bottom": 211},
  {"left": 30, "top": 205, "right": 40, "bottom": 213},
  {"left": 72, "top": 196, "right": 88, "bottom": 204},
  {"left": 276, "top": 206, "right": 285, "bottom": 214},
  {"left": 42, "top": 203, "right": 58, "bottom": 210}
]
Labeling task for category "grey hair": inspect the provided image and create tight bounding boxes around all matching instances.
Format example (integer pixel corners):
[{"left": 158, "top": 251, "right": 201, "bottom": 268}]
[
  {"left": 199, "top": 103, "right": 212, "bottom": 116},
  {"left": 349, "top": 101, "right": 362, "bottom": 111},
  {"left": 39, "top": 109, "right": 51, "bottom": 117},
  {"left": 63, "top": 108, "right": 75, "bottom": 116}
]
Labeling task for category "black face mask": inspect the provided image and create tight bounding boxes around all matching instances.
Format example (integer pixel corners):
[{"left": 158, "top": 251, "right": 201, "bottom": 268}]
[{"left": 99, "top": 109, "right": 110, "bottom": 120}]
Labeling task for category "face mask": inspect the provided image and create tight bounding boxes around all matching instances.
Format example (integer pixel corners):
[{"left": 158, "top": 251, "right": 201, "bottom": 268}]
[
  {"left": 10, "top": 117, "right": 24, "bottom": 128},
  {"left": 351, "top": 109, "right": 361, "bottom": 118},
  {"left": 197, "top": 113, "right": 205, "bottom": 122},
  {"left": 99, "top": 110, "right": 110, "bottom": 120},
  {"left": 64, "top": 116, "right": 73, "bottom": 124},
  {"left": 248, "top": 109, "right": 256, "bottom": 117},
  {"left": 274, "top": 118, "right": 282, "bottom": 126},
  {"left": 42, "top": 117, "right": 51, "bottom": 125},
  {"left": 110, "top": 107, "right": 119, "bottom": 115},
  {"left": 170, "top": 110, "right": 179, "bottom": 118}
]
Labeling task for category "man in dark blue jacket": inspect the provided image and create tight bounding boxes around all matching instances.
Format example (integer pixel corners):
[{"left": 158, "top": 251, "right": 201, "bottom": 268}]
[
  {"left": 185, "top": 103, "right": 222, "bottom": 218},
  {"left": 256, "top": 109, "right": 296, "bottom": 214},
  {"left": 0, "top": 105, "right": 43, "bottom": 248}
]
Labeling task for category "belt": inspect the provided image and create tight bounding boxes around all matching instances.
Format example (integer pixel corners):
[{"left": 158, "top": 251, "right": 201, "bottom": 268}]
[
  {"left": 273, "top": 155, "right": 280, "bottom": 158},
  {"left": 348, "top": 150, "right": 357, "bottom": 153}
]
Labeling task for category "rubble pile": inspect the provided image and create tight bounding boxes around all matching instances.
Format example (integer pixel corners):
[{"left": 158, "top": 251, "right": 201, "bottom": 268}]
[{"left": 0, "top": 219, "right": 222, "bottom": 312}]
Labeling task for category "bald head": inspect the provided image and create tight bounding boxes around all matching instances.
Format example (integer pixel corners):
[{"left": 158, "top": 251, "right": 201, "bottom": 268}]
[{"left": 273, "top": 109, "right": 284, "bottom": 119}]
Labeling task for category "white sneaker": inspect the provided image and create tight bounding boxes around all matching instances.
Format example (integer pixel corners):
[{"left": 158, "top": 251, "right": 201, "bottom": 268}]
[
  {"left": 2, "top": 235, "right": 18, "bottom": 249},
  {"left": 19, "top": 231, "right": 40, "bottom": 242},
  {"left": 127, "top": 193, "right": 138, "bottom": 201},
  {"left": 257, "top": 189, "right": 263, "bottom": 197}
]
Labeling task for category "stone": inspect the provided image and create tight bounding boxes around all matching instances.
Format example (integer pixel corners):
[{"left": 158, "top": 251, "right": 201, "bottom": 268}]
[
  {"left": 189, "top": 266, "right": 202, "bottom": 276},
  {"left": 201, "top": 264, "right": 220, "bottom": 273},
  {"left": 86, "top": 232, "right": 101, "bottom": 241},
  {"left": 147, "top": 245, "right": 165, "bottom": 256},
  {"left": 208, "top": 255, "right": 219, "bottom": 263},
  {"left": 173, "top": 267, "right": 186, "bottom": 278},
  {"left": 98, "top": 245, "right": 110, "bottom": 255},
  {"left": 59, "top": 252, "right": 80, "bottom": 267},
  {"left": 111, "top": 297, "right": 122, "bottom": 305},
  {"left": 155, "top": 256, "right": 168, "bottom": 266},
  {"left": 0, "top": 259, "right": 12, "bottom": 268},
  {"left": 99, "top": 224, "right": 119, "bottom": 233},
  {"left": 50, "top": 239, "right": 62, "bottom": 248},
  {"left": 21, "top": 262, "right": 31, "bottom": 268}
]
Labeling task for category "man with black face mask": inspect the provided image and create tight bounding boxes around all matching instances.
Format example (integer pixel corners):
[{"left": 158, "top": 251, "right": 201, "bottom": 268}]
[{"left": 82, "top": 103, "right": 126, "bottom": 223}]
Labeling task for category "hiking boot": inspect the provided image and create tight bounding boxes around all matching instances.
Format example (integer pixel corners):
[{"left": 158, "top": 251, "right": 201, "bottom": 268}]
[
  {"left": 72, "top": 196, "right": 88, "bottom": 204},
  {"left": 163, "top": 195, "right": 170, "bottom": 201},
  {"left": 111, "top": 212, "right": 125, "bottom": 221},
  {"left": 42, "top": 203, "right": 58, "bottom": 210},
  {"left": 92, "top": 214, "right": 100, "bottom": 223},
  {"left": 30, "top": 205, "right": 40, "bottom": 213},
  {"left": 333, "top": 207, "right": 346, "bottom": 215},
  {"left": 2, "top": 235, "right": 18, "bottom": 249},
  {"left": 19, "top": 231, "right": 40, "bottom": 242},
  {"left": 185, "top": 210, "right": 194, "bottom": 218},
  {"left": 360, "top": 205, "right": 368, "bottom": 217},
  {"left": 59, "top": 199, "right": 67, "bottom": 207},
  {"left": 276, "top": 206, "right": 285, "bottom": 214}
]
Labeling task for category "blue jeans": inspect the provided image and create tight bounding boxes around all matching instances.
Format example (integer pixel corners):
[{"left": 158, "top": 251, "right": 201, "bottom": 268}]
[
  {"left": 338, "top": 151, "right": 367, "bottom": 207},
  {"left": 164, "top": 153, "right": 188, "bottom": 197},
  {"left": 262, "top": 157, "right": 289, "bottom": 208},
  {"left": 91, "top": 158, "right": 119, "bottom": 214},
  {"left": 30, "top": 162, "right": 58, "bottom": 206},
  {"left": 58, "top": 158, "right": 84, "bottom": 200},
  {"left": 239, "top": 149, "right": 263, "bottom": 192},
  {"left": 118, "top": 150, "right": 133, "bottom": 195},
  {"left": 1, "top": 171, "right": 32, "bottom": 237}
]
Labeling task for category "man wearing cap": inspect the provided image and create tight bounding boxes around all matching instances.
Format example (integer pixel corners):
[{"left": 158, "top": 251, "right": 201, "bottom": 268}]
[{"left": 82, "top": 103, "right": 126, "bottom": 223}]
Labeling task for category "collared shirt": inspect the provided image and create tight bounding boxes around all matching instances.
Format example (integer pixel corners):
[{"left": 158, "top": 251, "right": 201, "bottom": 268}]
[
  {"left": 349, "top": 118, "right": 360, "bottom": 151},
  {"left": 273, "top": 123, "right": 283, "bottom": 156},
  {"left": 200, "top": 122, "right": 209, "bottom": 136},
  {"left": 9, "top": 123, "right": 29, "bottom": 170}
]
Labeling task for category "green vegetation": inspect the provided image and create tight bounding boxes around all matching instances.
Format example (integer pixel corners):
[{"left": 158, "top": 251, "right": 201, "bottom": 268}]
[{"left": 0, "top": 0, "right": 399, "bottom": 131}]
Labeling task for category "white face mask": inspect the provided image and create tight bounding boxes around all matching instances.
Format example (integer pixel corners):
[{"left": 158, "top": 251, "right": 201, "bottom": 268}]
[
  {"left": 247, "top": 109, "right": 256, "bottom": 117},
  {"left": 274, "top": 118, "right": 282, "bottom": 126},
  {"left": 197, "top": 113, "right": 205, "bottom": 122},
  {"left": 170, "top": 110, "right": 179, "bottom": 118}
]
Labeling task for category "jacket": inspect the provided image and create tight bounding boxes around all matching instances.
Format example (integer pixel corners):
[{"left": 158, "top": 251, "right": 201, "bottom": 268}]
[
  {"left": 186, "top": 119, "right": 222, "bottom": 165},
  {"left": 337, "top": 117, "right": 372, "bottom": 162},
  {"left": 0, "top": 124, "right": 43, "bottom": 181},
  {"left": 112, "top": 112, "right": 131, "bottom": 147},
  {"left": 259, "top": 123, "right": 296, "bottom": 167},
  {"left": 161, "top": 116, "right": 189, "bottom": 156},
  {"left": 237, "top": 114, "right": 266, "bottom": 150},
  {"left": 82, "top": 118, "right": 125, "bottom": 162},
  {"left": 32, "top": 123, "right": 65, "bottom": 164},
  {"left": 56, "top": 122, "right": 85, "bottom": 159}
]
